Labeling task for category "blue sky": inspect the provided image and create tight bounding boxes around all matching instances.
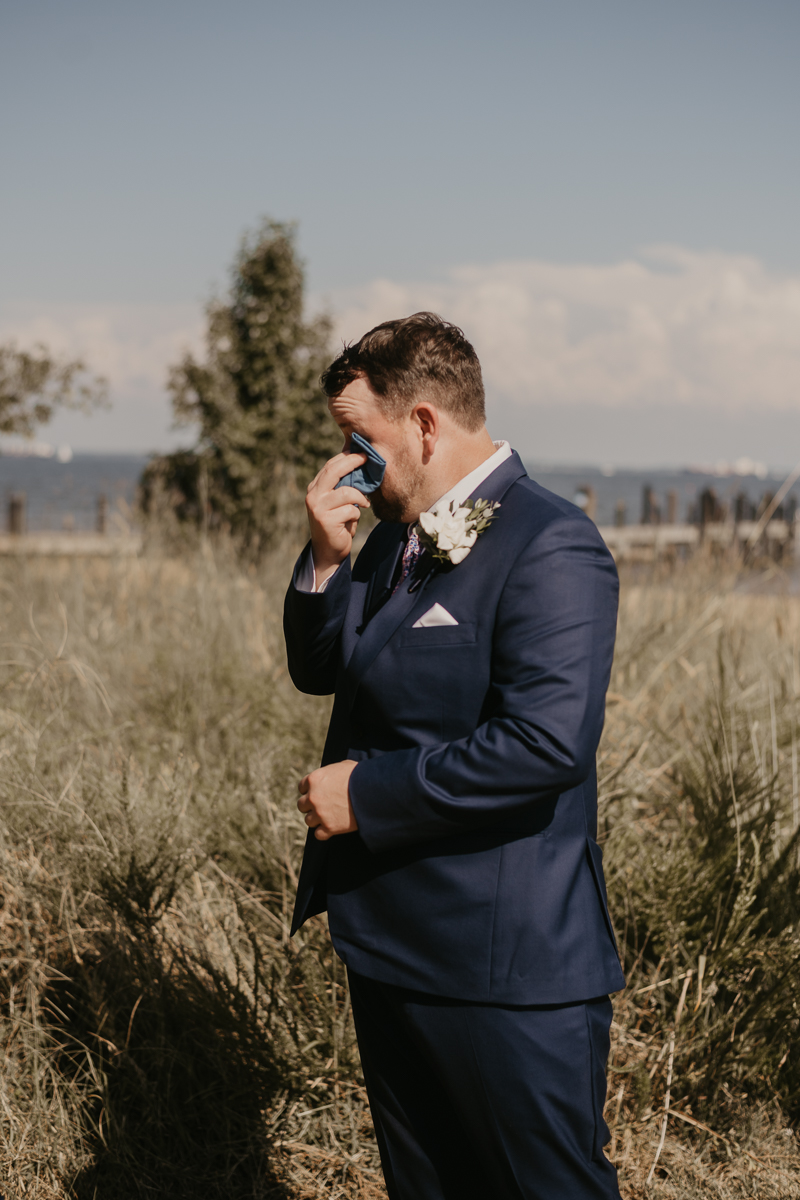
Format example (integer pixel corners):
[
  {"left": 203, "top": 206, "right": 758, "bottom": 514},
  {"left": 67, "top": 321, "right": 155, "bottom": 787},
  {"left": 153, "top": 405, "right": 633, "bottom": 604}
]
[{"left": 2, "top": 0, "right": 799, "bottom": 463}]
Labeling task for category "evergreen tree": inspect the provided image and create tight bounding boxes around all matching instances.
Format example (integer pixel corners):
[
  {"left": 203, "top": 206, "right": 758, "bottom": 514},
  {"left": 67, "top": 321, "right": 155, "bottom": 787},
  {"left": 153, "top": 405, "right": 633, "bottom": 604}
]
[{"left": 141, "top": 221, "right": 338, "bottom": 550}]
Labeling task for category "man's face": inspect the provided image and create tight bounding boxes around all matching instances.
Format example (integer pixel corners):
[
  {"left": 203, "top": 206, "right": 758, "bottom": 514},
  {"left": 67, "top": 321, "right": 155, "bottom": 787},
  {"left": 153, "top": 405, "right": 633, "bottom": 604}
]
[{"left": 329, "top": 376, "right": 424, "bottom": 523}]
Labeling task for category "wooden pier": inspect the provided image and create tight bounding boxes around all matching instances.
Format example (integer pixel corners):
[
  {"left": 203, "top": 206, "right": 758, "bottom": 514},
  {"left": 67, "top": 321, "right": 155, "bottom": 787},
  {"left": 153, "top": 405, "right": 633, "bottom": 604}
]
[
  {"left": 598, "top": 520, "right": 796, "bottom": 563},
  {"left": 0, "top": 490, "right": 142, "bottom": 556},
  {"left": 1, "top": 479, "right": 796, "bottom": 563}
]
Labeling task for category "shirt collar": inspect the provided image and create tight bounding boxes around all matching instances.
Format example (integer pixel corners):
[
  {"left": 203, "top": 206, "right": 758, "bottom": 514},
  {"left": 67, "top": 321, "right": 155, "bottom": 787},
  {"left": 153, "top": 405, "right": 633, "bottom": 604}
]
[{"left": 426, "top": 440, "right": 512, "bottom": 514}]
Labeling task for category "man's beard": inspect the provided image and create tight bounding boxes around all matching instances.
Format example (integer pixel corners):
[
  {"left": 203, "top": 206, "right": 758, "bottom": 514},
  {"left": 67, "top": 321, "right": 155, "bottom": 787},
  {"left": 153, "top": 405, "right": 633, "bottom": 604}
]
[{"left": 370, "top": 446, "right": 426, "bottom": 523}]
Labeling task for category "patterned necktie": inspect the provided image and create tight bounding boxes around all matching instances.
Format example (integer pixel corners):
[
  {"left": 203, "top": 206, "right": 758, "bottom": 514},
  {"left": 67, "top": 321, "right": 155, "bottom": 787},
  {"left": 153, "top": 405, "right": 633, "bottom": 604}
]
[{"left": 393, "top": 525, "right": 422, "bottom": 594}]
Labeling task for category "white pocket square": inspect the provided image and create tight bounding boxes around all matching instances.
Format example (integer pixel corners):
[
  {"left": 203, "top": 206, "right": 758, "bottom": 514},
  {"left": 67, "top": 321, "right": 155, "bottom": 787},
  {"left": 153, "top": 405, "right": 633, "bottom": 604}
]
[{"left": 412, "top": 603, "right": 459, "bottom": 629}]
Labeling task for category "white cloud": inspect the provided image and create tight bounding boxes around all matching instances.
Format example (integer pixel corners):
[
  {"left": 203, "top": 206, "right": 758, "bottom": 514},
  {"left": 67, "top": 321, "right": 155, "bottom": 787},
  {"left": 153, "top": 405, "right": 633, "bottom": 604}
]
[
  {"left": 330, "top": 247, "right": 800, "bottom": 412},
  {"left": 0, "top": 300, "right": 204, "bottom": 397},
  {"left": 0, "top": 301, "right": 205, "bottom": 451},
  {"left": 3, "top": 246, "right": 800, "bottom": 457}
]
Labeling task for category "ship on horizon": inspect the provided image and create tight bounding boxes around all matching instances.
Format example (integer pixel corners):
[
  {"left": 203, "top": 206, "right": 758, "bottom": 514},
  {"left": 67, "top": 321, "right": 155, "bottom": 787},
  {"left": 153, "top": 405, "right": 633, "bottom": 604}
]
[{"left": 0, "top": 438, "right": 73, "bottom": 463}]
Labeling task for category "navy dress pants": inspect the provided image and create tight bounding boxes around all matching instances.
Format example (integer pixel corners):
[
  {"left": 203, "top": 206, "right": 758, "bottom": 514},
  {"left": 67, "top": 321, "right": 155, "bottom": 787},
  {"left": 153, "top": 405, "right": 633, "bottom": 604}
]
[{"left": 348, "top": 970, "right": 621, "bottom": 1200}]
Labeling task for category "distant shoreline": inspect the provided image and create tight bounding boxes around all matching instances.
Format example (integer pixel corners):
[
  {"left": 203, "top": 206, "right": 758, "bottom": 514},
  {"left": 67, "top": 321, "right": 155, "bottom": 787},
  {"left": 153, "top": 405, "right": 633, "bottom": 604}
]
[
  {"left": 0, "top": 452, "right": 796, "bottom": 531},
  {"left": 0, "top": 438, "right": 791, "bottom": 482}
]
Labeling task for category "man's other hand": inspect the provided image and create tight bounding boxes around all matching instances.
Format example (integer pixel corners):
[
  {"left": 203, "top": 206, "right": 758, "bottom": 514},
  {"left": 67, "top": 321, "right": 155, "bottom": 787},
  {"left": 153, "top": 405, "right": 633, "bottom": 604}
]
[
  {"left": 297, "top": 760, "right": 359, "bottom": 841},
  {"left": 306, "top": 451, "right": 370, "bottom": 588}
]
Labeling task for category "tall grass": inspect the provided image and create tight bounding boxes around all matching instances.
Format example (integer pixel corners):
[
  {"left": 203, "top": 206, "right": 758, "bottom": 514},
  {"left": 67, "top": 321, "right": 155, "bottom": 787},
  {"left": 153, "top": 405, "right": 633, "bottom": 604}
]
[
  {"left": 0, "top": 544, "right": 798, "bottom": 1198},
  {"left": 602, "top": 562, "right": 800, "bottom": 1196},
  {"left": 0, "top": 545, "right": 381, "bottom": 1199}
]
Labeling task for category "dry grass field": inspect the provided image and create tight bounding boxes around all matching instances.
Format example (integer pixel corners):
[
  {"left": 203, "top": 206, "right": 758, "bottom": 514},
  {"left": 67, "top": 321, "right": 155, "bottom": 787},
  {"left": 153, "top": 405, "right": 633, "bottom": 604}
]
[{"left": 0, "top": 539, "right": 798, "bottom": 1198}]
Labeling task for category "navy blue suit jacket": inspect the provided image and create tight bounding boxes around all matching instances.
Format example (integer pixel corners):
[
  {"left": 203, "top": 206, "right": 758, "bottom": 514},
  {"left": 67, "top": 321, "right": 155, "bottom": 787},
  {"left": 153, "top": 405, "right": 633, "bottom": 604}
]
[{"left": 284, "top": 452, "right": 625, "bottom": 1005}]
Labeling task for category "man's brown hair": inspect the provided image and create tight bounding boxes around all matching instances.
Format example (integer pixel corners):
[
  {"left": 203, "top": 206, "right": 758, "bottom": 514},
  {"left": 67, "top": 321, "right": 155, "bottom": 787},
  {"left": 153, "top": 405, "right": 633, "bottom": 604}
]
[{"left": 321, "top": 312, "right": 485, "bottom": 431}]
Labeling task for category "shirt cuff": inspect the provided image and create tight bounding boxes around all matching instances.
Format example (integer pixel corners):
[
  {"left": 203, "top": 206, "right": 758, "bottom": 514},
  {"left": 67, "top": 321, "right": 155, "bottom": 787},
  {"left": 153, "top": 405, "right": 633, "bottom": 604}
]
[{"left": 294, "top": 544, "right": 339, "bottom": 594}]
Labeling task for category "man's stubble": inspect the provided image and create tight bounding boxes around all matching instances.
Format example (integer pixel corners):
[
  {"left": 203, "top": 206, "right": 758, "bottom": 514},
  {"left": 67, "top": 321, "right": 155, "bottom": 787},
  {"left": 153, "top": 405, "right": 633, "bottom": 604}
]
[{"left": 369, "top": 441, "right": 426, "bottom": 524}]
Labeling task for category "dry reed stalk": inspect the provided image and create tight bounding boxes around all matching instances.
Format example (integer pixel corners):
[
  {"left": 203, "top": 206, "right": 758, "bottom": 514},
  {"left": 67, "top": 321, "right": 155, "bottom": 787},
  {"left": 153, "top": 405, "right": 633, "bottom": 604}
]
[{"left": 0, "top": 547, "right": 798, "bottom": 1197}]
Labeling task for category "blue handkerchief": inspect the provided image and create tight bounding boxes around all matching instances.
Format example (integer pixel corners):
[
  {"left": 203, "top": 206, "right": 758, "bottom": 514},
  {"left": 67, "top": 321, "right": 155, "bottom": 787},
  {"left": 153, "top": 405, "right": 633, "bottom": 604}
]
[{"left": 335, "top": 431, "right": 386, "bottom": 495}]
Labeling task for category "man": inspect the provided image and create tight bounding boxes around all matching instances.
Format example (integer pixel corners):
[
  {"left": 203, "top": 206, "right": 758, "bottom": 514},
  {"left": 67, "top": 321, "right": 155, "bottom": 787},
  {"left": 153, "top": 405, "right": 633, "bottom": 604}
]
[{"left": 284, "top": 312, "right": 624, "bottom": 1200}]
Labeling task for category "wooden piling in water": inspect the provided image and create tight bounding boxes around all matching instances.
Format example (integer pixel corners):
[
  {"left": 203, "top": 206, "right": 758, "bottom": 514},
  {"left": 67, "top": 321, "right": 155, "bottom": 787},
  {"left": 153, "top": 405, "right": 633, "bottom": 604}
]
[
  {"left": 97, "top": 493, "right": 108, "bottom": 534},
  {"left": 8, "top": 493, "right": 25, "bottom": 535}
]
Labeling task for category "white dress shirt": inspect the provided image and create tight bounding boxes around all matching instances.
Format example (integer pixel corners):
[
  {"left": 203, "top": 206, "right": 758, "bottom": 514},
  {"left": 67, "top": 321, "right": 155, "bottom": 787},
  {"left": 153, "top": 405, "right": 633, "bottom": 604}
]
[{"left": 297, "top": 440, "right": 512, "bottom": 594}]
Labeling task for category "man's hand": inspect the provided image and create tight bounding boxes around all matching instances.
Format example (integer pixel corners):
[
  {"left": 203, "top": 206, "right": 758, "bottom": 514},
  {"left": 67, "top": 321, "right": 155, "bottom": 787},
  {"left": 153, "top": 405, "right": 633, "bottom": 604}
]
[
  {"left": 297, "top": 760, "right": 359, "bottom": 841},
  {"left": 306, "top": 451, "right": 370, "bottom": 588}
]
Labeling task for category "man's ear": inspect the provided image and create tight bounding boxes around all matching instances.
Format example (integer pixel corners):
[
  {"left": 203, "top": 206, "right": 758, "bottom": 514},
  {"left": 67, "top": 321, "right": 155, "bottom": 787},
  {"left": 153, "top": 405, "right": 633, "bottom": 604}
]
[{"left": 411, "top": 401, "right": 440, "bottom": 462}]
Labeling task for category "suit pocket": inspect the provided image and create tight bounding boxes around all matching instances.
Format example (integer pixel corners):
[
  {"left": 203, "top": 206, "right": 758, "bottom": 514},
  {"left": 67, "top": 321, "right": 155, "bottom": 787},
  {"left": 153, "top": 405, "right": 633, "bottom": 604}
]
[{"left": 398, "top": 621, "right": 477, "bottom": 648}]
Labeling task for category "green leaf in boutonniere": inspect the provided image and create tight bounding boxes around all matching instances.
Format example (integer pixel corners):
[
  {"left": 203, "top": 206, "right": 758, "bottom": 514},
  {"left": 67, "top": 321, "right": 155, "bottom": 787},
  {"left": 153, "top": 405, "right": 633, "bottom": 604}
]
[{"left": 416, "top": 497, "right": 501, "bottom": 566}]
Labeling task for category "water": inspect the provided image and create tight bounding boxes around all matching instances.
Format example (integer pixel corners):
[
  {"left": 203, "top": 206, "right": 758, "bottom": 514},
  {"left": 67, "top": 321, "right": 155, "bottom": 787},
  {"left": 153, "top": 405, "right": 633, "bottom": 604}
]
[
  {"left": 0, "top": 454, "right": 149, "bottom": 532},
  {"left": 0, "top": 453, "right": 795, "bottom": 533}
]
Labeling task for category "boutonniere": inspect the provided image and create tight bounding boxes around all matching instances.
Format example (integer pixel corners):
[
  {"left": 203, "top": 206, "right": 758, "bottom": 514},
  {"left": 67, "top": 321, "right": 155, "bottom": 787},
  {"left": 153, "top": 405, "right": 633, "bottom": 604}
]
[{"left": 416, "top": 498, "right": 501, "bottom": 566}]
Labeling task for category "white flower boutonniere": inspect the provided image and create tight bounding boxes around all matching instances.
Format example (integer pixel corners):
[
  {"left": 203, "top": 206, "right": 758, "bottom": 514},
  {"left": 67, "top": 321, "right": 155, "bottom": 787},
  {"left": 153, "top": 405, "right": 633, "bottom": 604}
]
[{"left": 416, "top": 498, "right": 501, "bottom": 566}]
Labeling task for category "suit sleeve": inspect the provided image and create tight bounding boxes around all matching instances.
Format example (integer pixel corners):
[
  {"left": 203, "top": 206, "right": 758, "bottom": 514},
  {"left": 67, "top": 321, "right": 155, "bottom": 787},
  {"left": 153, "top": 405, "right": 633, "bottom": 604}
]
[
  {"left": 348, "top": 515, "right": 619, "bottom": 851},
  {"left": 283, "top": 543, "right": 352, "bottom": 696}
]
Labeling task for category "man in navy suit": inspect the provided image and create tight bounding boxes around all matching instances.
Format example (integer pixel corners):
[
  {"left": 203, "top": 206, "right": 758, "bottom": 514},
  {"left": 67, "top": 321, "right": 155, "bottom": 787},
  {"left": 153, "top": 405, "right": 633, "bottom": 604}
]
[{"left": 284, "top": 313, "right": 624, "bottom": 1199}]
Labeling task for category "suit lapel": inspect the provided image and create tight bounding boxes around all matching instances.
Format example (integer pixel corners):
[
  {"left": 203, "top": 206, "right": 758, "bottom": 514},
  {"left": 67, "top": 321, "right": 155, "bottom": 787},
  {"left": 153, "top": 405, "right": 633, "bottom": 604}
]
[
  {"left": 362, "top": 525, "right": 406, "bottom": 629},
  {"left": 344, "top": 567, "right": 429, "bottom": 709},
  {"left": 465, "top": 448, "right": 527, "bottom": 508},
  {"left": 342, "top": 523, "right": 405, "bottom": 670},
  {"left": 345, "top": 451, "right": 528, "bottom": 704}
]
